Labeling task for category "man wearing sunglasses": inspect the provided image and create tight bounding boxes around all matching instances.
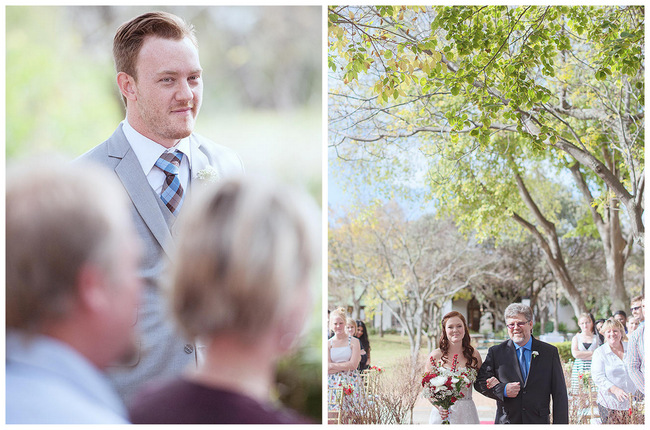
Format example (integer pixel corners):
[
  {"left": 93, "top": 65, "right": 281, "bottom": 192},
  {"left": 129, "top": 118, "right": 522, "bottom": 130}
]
[
  {"left": 475, "top": 303, "right": 568, "bottom": 424},
  {"left": 630, "top": 295, "right": 644, "bottom": 324}
]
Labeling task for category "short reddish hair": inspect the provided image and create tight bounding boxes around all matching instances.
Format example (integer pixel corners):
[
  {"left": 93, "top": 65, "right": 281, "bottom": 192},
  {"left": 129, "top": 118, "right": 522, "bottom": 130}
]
[{"left": 113, "top": 11, "right": 197, "bottom": 79}]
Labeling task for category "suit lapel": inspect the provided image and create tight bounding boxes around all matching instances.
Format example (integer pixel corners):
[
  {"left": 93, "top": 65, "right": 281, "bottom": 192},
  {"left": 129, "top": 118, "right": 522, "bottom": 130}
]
[
  {"left": 507, "top": 339, "right": 525, "bottom": 383},
  {"left": 108, "top": 128, "right": 175, "bottom": 258},
  {"left": 527, "top": 337, "right": 540, "bottom": 385},
  {"left": 189, "top": 137, "right": 211, "bottom": 181},
  {"left": 184, "top": 136, "right": 211, "bottom": 205}
]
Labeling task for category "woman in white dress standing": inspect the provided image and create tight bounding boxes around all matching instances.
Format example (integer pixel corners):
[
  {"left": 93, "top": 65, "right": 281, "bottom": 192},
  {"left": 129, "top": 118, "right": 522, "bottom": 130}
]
[
  {"left": 426, "top": 311, "right": 497, "bottom": 424},
  {"left": 570, "top": 312, "right": 601, "bottom": 394},
  {"left": 327, "top": 308, "right": 361, "bottom": 418}
]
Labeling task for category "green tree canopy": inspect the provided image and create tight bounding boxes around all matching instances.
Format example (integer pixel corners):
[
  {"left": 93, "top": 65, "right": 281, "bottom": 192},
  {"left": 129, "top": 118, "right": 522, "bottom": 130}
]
[
  {"left": 329, "top": 5, "right": 644, "bottom": 243},
  {"left": 328, "top": 5, "right": 644, "bottom": 314}
]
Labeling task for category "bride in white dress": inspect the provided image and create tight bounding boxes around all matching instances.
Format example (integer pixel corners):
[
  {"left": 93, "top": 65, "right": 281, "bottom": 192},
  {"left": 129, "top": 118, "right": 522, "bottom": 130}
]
[{"left": 426, "top": 311, "right": 498, "bottom": 424}]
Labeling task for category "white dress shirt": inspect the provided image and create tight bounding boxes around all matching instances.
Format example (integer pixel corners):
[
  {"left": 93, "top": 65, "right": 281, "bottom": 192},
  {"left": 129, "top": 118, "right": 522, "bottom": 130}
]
[
  {"left": 591, "top": 342, "right": 635, "bottom": 410},
  {"left": 6, "top": 331, "right": 129, "bottom": 423},
  {"left": 122, "top": 119, "right": 192, "bottom": 195}
]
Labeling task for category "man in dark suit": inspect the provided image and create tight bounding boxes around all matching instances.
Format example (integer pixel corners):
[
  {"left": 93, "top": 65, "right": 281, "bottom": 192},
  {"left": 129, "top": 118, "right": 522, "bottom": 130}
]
[
  {"left": 78, "top": 11, "right": 243, "bottom": 403},
  {"left": 474, "top": 303, "right": 569, "bottom": 424}
]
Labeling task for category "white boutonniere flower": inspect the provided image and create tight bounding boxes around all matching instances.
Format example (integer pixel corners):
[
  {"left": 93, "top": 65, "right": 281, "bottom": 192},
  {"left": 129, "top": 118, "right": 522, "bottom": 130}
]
[
  {"left": 195, "top": 166, "right": 220, "bottom": 184},
  {"left": 532, "top": 351, "right": 539, "bottom": 359}
]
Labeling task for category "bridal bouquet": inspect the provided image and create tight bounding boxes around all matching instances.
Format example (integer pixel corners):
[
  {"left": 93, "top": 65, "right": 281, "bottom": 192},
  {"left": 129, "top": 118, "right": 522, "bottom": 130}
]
[{"left": 421, "top": 354, "right": 476, "bottom": 424}]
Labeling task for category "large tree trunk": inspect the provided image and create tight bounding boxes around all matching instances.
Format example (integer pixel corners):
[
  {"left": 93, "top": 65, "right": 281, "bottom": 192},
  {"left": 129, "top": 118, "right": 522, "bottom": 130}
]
[
  {"left": 511, "top": 169, "right": 587, "bottom": 319},
  {"left": 569, "top": 163, "right": 629, "bottom": 313},
  {"left": 408, "top": 297, "right": 425, "bottom": 372},
  {"left": 539, "top": 309, "right": 548, "bottom": 335},
  {"left": 351, "top": 297, "right": 362, "bottom": 320},
  {"left": 604, "top": 203, "right": 629, "bottom": 313},
  {"left": 423, "top": 301, "right": 439, "bottom": 355}
]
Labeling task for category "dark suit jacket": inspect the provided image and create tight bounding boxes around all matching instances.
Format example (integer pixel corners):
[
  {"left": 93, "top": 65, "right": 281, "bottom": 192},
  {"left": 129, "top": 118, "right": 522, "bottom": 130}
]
[
  {"left": 474, "top": 337, "right": 569, "bottom": 424},
  {"left": 77, "top": 124, "right": 244, "bottom": 403}
]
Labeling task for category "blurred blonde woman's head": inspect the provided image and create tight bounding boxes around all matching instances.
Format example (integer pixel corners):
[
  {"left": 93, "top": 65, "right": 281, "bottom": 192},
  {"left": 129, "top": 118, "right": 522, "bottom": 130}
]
[
  {"left": 171, "top": 176, "right": 319, "bottom": 342},
  {"left": 599, "top": 318, "right": 627, "bottom": 342},
  {"left": 345, "top": 317, "right": 357, "bottom": 336}
]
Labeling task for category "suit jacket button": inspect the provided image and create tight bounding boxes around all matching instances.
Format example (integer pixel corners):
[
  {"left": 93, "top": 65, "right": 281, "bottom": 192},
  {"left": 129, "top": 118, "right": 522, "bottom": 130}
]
[{"left": 184, "top": 344, "right": 194, "bottom": 354}]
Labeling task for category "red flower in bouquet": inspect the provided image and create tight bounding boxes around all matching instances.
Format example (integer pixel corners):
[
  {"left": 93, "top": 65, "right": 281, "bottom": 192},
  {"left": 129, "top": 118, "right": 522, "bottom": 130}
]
[{"left": 421, "top": 354, "right": 477, "bottom": 424}]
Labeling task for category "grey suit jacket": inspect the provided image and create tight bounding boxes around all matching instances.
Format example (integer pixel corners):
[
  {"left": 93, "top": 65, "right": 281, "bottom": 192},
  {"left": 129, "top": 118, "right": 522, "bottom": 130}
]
[{"left": 78, "top": 123, "right": 243, "bottom": 403}]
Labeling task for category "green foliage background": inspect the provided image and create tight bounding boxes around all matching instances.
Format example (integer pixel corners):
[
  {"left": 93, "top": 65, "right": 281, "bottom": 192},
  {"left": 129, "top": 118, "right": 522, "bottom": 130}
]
[{"left": 6, "top": 6, "right": 121, "bottom": 158}]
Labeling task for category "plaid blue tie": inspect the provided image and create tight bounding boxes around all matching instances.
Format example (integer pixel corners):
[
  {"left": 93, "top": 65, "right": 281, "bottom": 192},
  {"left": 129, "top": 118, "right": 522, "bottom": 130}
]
[{"left": 155, "top": 151, "right": 184, "bottom": 214}]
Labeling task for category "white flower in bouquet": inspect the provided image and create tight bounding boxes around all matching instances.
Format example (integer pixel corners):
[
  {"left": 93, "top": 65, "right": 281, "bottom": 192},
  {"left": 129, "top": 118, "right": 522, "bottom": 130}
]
[
  {"left": 421, "top": 353, "right": 477, "bottom": 424},
  {"left": 431, "top": 375, "right": 448, "bottom": 391}
]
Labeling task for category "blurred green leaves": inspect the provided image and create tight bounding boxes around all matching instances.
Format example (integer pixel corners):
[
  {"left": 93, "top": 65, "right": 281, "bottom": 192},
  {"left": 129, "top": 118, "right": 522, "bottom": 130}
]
[{"left": 6, "top": 6, "right": 123, "bottom": 159}]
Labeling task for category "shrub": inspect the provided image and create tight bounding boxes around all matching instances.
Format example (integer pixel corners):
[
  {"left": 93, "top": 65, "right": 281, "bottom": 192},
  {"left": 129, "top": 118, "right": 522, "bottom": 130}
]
[
  {"left": 533, "top": 321, "right": 556, "bottom": 336},
  {"left": 275, "top": 326, "right": 321, "bottom": 422},
  {"left": 553, "top": 341, "right": 573, "bottom": 363}
]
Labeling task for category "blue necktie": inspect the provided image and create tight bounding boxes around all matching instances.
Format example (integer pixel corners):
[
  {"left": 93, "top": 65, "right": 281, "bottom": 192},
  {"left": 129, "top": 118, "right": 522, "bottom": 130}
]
[
  {"left": 518, "top": 347, "right": 528, "bottom": 381},
  {"left": 155, "top": 151, "right": 184, "bottom": 214}
]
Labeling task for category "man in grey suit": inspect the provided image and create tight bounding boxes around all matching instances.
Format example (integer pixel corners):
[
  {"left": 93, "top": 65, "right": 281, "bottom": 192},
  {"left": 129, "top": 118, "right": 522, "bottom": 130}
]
[{"left": 78, "top": 11, "right": 243, "bottom": 403}]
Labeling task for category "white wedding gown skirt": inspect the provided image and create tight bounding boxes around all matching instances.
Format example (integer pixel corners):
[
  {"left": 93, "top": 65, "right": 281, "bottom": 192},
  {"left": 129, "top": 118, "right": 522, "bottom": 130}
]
[{"left": 428, "top": 385, "right": 480, "bottom": 424}]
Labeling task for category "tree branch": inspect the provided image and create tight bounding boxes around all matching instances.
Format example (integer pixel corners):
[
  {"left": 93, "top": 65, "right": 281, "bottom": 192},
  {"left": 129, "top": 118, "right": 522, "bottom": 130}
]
[{"left": 568, "top": 162, "right": 605, "bottom": 229}]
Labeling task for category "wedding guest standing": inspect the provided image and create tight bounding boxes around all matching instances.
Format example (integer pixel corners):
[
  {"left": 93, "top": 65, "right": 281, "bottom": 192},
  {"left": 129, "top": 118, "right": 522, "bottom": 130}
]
[
  {"left": 6, "top": 160, "right": 141, "bottom": 423},
  {"left": 356, "top": 320, "right": 371, "bottom": 371},
  {"left": 128, "top": 176, "right": 318, "bottom": 423},
  {"left": 570, "top": 313, "right": 601, "bottom": 394},
  {"left": 630, "top": 294, "right": 644, "bottom": 324},
  {"left": 626, "top": 317, "right": 640, "bottom": 333},
  {"left": 626, "top": 325, "right": 644, "bottom": 397},
  {"left": 345, "top": 317, "right": 358, "bottom": 337},
  {"left": 591, "top": 319, "right": 635, "bottom": 424},
  {"left": 328, "top": 308, "right": 361, "bottom": 417},
  {"left": 613, "top": 310, "right": 628, "bottom": 333},
  {"left": 595, "top": 319, "right": 606, "bottom": 344},
  {"left": 328, "top": 308, "right": 361, "bottom": 382},
  {"left": 78, "top": 10, "right": 244, "bottom": 403},
  {"left": 626, "top": 296, "right": 644, "bottom": 398}
]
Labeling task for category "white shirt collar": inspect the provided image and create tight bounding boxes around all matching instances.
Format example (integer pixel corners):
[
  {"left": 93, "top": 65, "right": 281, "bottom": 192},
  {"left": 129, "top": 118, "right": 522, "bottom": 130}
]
[{"left": 122, "top": 119, "right": 192, "bottom": 175}]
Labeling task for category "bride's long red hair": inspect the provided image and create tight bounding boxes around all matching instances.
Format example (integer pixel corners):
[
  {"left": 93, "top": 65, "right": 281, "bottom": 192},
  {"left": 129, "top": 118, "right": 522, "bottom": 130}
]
[{"left": 438, "top": 311, "right": 479, "bottom": 370}]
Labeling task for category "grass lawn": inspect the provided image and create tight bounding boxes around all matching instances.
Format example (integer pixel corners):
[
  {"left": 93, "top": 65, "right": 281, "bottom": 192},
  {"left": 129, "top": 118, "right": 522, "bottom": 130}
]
[
  {"left": 367, "top": 332, "right": 496, "bottom": 372},
  {"left": 367, "top": 333, "right": 431, "bottom": 371}
]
